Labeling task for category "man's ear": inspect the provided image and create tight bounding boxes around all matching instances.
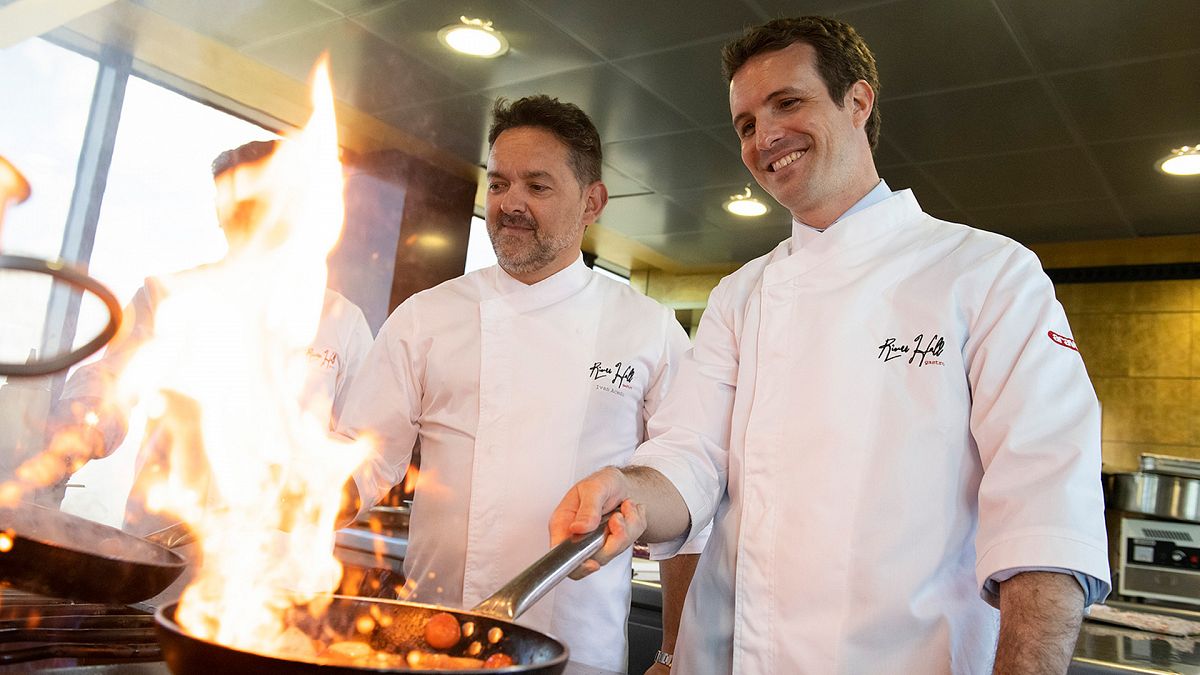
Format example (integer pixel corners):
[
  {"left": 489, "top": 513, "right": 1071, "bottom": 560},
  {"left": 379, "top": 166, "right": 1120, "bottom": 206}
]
[
  {"left": 581, "top": 181, "right": 609, "bottom": 227},
  {"left": 846, "top": 80, "right": 875, "bottom": 130}
]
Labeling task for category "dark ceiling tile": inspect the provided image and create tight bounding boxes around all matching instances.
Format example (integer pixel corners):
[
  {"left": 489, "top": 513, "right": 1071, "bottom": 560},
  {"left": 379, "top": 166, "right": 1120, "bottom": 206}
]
[
  {"left": 752, "top": 0, "right": 883, "bottom": 19},
  {"left": 601, "top": 164, "right": 652, "bottom": 198},
  {"left": 616, "top": 37, "right": 732, "bottom": 128},
  {"left": 1121, "top": 192, "right": 1200, "bottom": 237},
  {"left": 480, "top": 64, "right": 696, "bottom": 143},
  {"left": 598, "top": 194, "right": 710, "bottom": 237},
  {"left": 884, "top": 80, "right": 1073, "bottom": 162},
  {"left": 1052, "top": 53, "right": 1200, "bottom": 143},
  {"left": 628, "top": 232, "right": 710, "bottom": 266},
  {"left": 919, "top": 147, "right": 1109, "bottom": 209},
  {"left": 662, "top": 183, "right": 791, "bottom": 232},
  {"left": 926, "top": 207, "right": 970, "bottom": 226},
  {"left": 877, "top": 165, "right": 953, "bottom": 212},
  {"left": 706, "top": 125, "right": 742, "bottom": 156},
  {"left": 1091, "top": 136, "right": 1200, "bottom": 198},
  {"left": 633, "top": 227, "right": 785, "bottom": 266},
  {"left": 725, "top": 226, "right": 790, "bottom": 261},
  {"left": 354, "top": 1, "right": 601, "bottom": 90},
  {"left": 313, "top": 0, "right": 402, "bottom": 17},
  {"left": 843, "top": 0, "right": 1032, "bottom": 99},
  {"left": 244, "top": 20, "right": 467, "bottom": 112},
  {"left": 967, "top": 199, "right": 1131, "bottom": 244},
  {"left": 520, "top": 0, "right": 759, "bottom": 60},
  {"left": 134, "top": 0, "right": 339, "bottom": 48},
  {"left": 124, "top": 0, "right": 1200, "bottom": 266},
  {"left": 377, "top": 93, "right": 492, "bottom": 166},
  {"left": 873, "top": 137, "right": 910, "bottom": 168},
  {"left": 1000, "top": 0, "right": 1200, "bottom": 72},
  {"left": 605, "top": 130, "right": 748, "bottom": 192}
]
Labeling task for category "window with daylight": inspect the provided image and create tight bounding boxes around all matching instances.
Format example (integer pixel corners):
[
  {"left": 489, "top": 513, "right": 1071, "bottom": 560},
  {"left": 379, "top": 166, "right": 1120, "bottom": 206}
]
[
  {"left": 0, "top": 38, "right": 97, "bottom": 379},
  {"left": 62, "top": 75, "right": 277, "bottom": 526},
  {"left": 0, "top": 34, "right": 279, "bottom": 526},
  {"left": 83, "top": 74, "right": 277, "bottom": 348},
  {"left": 463, "top": 215, "right": 497, "bottom": 273}
]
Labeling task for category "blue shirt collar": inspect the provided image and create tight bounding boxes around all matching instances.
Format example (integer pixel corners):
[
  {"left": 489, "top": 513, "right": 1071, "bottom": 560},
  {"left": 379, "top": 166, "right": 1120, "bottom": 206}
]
[{"left": 791, "top": 179, "right": 893, "bottom": 237}]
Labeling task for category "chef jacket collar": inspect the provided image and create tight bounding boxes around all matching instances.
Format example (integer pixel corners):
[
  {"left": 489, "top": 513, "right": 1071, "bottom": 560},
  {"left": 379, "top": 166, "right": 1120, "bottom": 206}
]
[
  {"left": 487, "top": 253, "right": 593, "bottom": 312},
  {"left": 790, "top": 179, "right": 894, "bottom": 252},
  {"left": 765, "top": 187, "right": 922, "bottom": 287}
]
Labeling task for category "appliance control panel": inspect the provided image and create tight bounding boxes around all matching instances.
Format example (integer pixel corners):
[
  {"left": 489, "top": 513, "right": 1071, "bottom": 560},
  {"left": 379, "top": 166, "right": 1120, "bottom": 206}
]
[
  {"left": 1119, "top": 517, "right": 1200, "bottom": 605},
  {"left": 1125, "top": 539, "right": 1200, "bottom": 570}
]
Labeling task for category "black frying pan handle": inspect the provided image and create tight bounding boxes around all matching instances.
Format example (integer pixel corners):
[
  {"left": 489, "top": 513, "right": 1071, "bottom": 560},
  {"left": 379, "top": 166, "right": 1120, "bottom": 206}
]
[{"left": 471, "top": 511, "right": 615, "bottom": 621}]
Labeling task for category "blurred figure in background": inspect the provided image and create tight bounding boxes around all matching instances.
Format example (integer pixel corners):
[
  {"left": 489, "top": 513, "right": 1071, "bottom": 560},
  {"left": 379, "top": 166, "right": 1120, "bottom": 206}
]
[{"left": 49, "top": 139, "right": 372, "bottom": 535}]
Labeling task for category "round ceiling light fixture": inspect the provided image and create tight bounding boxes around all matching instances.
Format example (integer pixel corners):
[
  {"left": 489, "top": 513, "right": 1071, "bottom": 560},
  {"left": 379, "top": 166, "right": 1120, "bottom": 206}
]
[
  {"left": 438, "top": 17, "right": 509, "bottom": 58},
  {"left": 723, "top": 185, "right": 769, "bottom": 217},
  {"left": 1157, "top": 145, "right": 1200, "bottom": 176}
]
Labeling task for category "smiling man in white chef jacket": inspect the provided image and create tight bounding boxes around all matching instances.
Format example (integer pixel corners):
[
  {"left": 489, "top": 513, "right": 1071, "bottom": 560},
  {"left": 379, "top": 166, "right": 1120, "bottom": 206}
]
[
  {"left": 336, "top": 96, "right": 697, "bottom": 671},
  {"left": 550, "top": 16, "right": 1110, "bottom": 675}
]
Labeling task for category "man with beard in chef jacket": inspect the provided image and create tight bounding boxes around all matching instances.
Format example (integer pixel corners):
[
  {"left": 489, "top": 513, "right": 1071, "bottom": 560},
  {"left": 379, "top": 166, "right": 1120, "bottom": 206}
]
[
  {"left": 549, "top": 16, "right": 1110, "bottom": 675},
  {"left": 50, "top": 139, "right": 373, "bottom": 535},
  {"left": 336, "top": 96, "right": 699, "bottom": 672}
]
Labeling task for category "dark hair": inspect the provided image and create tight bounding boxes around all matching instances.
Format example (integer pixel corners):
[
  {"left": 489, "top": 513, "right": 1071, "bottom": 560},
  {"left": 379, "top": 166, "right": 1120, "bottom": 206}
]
[
  {"left": 488, "top": 95, "right": 602, "bottom": 187},
  {"left": 722, "top": 16, "right": 881, "bottom": 149},
  {"left": 211, "top": 139, "right": 278, "bottom": 178}
]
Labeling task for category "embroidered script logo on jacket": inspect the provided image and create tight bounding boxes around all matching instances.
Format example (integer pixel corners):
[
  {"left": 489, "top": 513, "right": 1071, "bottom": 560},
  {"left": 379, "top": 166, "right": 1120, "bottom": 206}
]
[
  {"left": 877, "top": 333, "right": 946, "bottom": 367},
  {"left": 305, "top": 347, "right": 339, "bottom": 370},
  {"left": 589, "top": 360, "right": 636, "bottom": 395}
]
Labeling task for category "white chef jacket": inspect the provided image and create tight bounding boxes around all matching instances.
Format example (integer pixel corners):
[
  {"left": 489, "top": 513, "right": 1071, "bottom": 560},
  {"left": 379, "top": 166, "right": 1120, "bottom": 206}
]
[
  {"left": 338, "top": 255, "right": 691, "bottom": 671},
  {"left": 60, "top": 280, "right": 373, "bottom": 533},
  {"left": 633, "top": 189, "right": 1110, "bottom": 674}
]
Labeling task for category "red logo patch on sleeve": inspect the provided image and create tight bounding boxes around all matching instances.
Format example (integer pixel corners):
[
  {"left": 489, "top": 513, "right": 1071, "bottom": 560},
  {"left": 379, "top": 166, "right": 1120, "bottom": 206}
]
[{"left": 1048, "top": 330, "right": 1078, "bottom": 352}]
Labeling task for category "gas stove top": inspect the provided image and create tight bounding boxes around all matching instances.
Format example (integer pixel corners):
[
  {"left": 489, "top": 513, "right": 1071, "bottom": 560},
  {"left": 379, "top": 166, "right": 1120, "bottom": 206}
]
[
  {"left": 0, "top": 588, "right": 621, "bottom": 674},
  {"left": 0, "top": 588, "right": 161, "bottom": 671}
]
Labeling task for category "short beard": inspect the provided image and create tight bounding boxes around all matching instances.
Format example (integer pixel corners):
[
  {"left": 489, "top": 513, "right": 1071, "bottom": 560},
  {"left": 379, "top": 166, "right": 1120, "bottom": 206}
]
[{"left": 487, "top": 212, "right": 576, "bottom": 276}]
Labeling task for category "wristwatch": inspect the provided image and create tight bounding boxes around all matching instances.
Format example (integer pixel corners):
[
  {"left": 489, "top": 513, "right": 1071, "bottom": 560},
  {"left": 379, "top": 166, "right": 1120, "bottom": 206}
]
[{"left": 654, "top": 650, "right": 673, "bottom": 667}]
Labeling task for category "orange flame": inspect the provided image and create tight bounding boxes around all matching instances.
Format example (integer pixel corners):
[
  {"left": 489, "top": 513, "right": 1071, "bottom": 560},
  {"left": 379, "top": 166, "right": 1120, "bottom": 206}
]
[{"left": 115, "top": 56, "right": 373, "bottom": 653}]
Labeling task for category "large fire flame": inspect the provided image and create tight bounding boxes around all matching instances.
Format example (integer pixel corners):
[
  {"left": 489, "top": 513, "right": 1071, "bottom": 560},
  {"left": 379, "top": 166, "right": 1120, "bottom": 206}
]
[{"left": 117, "top": 57, "right": 373, "bottom": 651}]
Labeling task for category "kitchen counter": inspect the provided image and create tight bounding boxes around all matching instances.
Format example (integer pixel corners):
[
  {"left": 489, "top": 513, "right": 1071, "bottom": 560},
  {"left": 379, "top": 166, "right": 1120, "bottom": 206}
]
[
  {"left": 335, "top": 524, "right": 407, "bottom": 573},
  {"left": 634, "top": 562, "right": 1200, "bottom": 675},
  {"left": 1072, "top": 618, "right": 1200, "bottom": 674},
  {"left": 35, "top": 661, "right": 621, "bottom": 674}
]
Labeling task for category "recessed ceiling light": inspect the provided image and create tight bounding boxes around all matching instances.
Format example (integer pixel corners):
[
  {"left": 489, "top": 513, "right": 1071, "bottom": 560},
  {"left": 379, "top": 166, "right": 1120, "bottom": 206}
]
[
  {"left": 723, "top": 186, "right": 769, "bottom": 217},
  {"left": 437, "top": 17, "right": 509, "bottom": 58},
  {"left": 1157, "top": 145, "right": 1200, "bottom": 176}
]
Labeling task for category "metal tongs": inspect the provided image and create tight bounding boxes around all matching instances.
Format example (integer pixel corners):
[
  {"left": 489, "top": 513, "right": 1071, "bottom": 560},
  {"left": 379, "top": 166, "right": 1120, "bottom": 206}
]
[{"left": 0, "top": 156, "right": 122, "bottom": 377}]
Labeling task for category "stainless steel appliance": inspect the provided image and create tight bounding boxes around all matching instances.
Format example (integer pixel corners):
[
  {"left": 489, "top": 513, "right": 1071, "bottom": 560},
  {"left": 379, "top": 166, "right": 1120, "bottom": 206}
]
[
  {"left": 1119, "top": 517, "right": 1200, "bottom": 605},
  {"left": 1111, "top": 455, "right": 1200, "bottom": 523},
  {"left": 1110, "top": 454, "right": 1200, "bottom": 608}
]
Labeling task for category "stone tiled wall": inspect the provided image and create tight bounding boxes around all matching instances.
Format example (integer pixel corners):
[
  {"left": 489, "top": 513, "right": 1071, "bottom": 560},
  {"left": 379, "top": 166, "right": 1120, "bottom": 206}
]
[
  {"left": 1058, "top": 280, "right": 1200, "bottom": 472},
  {"left": 636, "top": 235, "right": 1200, "bottom": 473}
]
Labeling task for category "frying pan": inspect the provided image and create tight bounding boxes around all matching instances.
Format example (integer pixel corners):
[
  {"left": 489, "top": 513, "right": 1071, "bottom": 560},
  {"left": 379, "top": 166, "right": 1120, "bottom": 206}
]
[
  {"left": 0, "top": 503, "right": 187, "bottom": 604},
  {"left": 155, "top": 516, "right": 612, "bottom": 674}
]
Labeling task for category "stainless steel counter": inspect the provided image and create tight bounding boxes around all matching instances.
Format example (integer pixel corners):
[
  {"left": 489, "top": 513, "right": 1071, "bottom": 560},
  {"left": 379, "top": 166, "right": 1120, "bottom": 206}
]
[
  {"left": 33, "top": 660, "right": 620, "bottom": 674},
  {"left": 1073, "top": 620, "right": 1200, "bottom": 674},
  {"left": 335, "top": 524, "right": 408, "bottom": 573},
  {"left": 562, "top": 664, "right": 625, "bottom": 675},
  {"left": 634, "top": 562, "right": 1200, "bottom": 675}
]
